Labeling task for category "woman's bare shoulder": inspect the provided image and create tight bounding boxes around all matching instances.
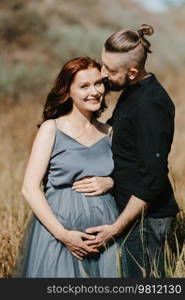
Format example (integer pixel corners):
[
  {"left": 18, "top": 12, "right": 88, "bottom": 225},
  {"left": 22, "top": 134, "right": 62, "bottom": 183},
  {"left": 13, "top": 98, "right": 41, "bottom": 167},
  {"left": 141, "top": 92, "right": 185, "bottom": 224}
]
[
  {"left": 34, "top": 120, "right": 57, "bottom": 142},
  {"left": 39, "top": 119, "right": 56, "bottom": 133}
]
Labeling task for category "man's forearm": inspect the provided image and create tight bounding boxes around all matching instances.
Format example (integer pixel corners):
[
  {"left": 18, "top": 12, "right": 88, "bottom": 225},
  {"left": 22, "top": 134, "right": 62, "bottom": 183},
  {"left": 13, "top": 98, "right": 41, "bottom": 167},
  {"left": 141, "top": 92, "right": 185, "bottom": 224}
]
[{"left": 112, "top": 195, "right": 150, "bottom": 236}]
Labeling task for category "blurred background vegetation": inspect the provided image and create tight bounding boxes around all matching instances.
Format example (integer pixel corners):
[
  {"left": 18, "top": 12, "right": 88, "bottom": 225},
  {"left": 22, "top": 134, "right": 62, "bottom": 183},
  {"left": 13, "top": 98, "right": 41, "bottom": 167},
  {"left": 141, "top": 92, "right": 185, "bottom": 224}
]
[{"left": 0, "top": 0, "right": 185, "bottom": 277}]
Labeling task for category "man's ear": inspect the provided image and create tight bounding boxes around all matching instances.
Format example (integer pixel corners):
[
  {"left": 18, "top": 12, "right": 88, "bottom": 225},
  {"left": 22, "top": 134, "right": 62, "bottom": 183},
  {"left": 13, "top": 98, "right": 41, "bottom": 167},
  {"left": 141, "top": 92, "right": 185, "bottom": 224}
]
[{"left": 128, "top": 68, "right": 139, "bottom": 80}]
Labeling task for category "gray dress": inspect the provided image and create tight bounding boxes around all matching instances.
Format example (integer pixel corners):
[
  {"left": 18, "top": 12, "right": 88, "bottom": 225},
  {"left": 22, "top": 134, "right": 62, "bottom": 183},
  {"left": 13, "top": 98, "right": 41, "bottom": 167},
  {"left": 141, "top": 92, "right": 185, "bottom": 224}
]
[{"left": 13, "top": 124, "right": 121, "bottom": 278}]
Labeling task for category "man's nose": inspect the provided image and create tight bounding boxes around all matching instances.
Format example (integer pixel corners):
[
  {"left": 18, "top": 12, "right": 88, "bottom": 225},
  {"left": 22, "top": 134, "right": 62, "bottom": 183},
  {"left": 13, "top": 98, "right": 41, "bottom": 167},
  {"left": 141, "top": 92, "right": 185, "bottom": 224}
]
[{"left": 101, "top": 66, "right": 108, "bottom": 78}]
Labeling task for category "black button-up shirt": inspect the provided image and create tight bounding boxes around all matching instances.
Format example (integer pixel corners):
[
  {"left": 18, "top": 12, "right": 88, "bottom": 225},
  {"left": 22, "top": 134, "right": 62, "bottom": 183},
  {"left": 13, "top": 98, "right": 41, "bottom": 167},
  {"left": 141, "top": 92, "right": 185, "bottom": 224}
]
[{"left": 108, "top": 74, "right": 179, "bottom": 217}]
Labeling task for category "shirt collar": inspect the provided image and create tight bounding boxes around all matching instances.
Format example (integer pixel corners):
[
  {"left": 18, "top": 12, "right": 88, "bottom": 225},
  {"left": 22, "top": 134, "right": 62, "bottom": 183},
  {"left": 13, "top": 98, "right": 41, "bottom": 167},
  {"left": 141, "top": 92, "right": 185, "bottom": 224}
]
[
  {"left": 138, "top": 72, "right": 156, "bottom": 86},
  {"left": 124, "top": 73, "right": 156, "bottom": 92},
  {"left": 117, "top": 73, "right": 156, "bottom": 105}
]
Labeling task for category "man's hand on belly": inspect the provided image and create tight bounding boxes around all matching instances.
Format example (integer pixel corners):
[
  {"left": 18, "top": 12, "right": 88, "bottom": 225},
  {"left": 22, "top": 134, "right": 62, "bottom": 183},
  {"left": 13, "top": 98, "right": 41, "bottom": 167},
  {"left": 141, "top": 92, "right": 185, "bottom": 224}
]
[
  {"left": 83, "top": 224, "right": 116, "bottom": 249},
  {"left": 72, "top": 176, "right": 114, "bottom": 196},
  {"left": 83, "top": 195, "right": 150, "bottom": 249}
]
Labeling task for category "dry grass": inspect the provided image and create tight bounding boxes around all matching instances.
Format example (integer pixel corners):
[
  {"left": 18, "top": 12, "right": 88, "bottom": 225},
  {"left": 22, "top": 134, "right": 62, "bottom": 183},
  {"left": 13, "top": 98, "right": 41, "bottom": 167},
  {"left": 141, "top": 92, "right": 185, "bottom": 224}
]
[{"left": 0, "top": 97, "right": 42, "bottom": 277}]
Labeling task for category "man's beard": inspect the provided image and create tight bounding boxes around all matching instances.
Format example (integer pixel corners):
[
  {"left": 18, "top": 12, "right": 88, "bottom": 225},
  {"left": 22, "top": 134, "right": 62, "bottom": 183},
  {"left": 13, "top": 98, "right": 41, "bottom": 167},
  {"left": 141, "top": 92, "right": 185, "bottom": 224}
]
[{"left": 103, "top": 74, "right": 130, "bottom": 93}]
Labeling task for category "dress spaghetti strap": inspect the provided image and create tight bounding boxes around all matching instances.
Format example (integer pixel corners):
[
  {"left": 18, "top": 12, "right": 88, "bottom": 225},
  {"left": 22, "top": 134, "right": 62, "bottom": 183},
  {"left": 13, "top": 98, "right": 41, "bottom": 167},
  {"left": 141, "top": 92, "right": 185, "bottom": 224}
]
[
  {"left": 108, "top": 125, "right": 113, "bottom": 141},
  {"left": 53, "top": 119, "right": 58, "bottom": 129},
  {"left": 50, "top": 119, "right": 58, "bottom": 151}
]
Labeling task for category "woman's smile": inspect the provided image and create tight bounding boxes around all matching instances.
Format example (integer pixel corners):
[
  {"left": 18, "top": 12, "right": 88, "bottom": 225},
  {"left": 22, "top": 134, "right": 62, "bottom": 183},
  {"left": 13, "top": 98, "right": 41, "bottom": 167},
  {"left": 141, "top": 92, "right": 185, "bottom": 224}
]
[{"left": 85, "top": 98, "right": 101, "bottom": 103}]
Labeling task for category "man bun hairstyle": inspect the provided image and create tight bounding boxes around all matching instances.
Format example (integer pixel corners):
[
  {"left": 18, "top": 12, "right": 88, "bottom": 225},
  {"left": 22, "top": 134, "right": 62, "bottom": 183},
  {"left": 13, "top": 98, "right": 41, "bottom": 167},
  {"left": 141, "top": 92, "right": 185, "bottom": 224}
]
[
  {"left": 137, "top": 24, "right": 154, "bottom": 53},
  {"left": 105, "top": 24, "right": 154, "bottom": 53},
  {"left": 104, "top": 24, "right": 154, "bottom": 68}
]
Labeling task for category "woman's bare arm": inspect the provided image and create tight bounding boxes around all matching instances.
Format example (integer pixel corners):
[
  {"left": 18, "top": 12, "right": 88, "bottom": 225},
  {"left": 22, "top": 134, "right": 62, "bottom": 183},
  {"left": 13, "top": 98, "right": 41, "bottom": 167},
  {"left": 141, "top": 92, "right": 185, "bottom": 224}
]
[
  {"left": 21, "top": 120, "right": 67, "bottom": 240},
  {"left": 21, "top": 120, "right": 98, "bottom": 259}
]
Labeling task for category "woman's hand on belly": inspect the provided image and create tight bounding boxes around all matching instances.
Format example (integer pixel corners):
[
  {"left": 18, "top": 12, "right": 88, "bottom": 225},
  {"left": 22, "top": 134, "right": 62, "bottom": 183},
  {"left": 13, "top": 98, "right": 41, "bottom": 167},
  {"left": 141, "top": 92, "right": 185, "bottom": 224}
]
[
  {"left": 72, "top": 176, "right": 114, "bottom": 196},
  {"left": 62, "top": 230, "right": 99, "bottom": 260}
]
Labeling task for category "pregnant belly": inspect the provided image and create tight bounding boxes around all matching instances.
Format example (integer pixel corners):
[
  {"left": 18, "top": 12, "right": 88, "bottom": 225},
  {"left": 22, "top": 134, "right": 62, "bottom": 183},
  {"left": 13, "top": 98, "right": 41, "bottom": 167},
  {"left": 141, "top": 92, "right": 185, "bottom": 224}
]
[{"left": 45, "top": 187, "right": 119, "bottom": 231}]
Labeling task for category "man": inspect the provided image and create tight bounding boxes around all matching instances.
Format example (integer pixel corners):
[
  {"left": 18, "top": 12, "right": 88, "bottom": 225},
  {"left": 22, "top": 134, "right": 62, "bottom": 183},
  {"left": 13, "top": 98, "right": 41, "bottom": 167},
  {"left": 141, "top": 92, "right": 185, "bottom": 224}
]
[{"left": 73, "top": 24, "right": 179, "bottom": 277}]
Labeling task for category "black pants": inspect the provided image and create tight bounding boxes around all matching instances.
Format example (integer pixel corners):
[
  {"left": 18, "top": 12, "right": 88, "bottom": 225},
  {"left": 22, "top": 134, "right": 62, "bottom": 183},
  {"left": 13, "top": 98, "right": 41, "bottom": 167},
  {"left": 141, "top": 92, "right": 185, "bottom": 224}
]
[{"left": 120, "top": 216, "right": 174, "bottom": 278}]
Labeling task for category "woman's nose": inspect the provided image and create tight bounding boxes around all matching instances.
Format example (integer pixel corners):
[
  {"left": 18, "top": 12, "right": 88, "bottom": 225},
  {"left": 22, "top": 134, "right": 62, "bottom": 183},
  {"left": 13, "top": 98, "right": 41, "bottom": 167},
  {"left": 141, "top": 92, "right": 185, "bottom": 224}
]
[
  {"left": 90, "top": 85, "right": 99, "bottom": 96},
  {"left": 101, "top": 65, "right": 108, "bottom": 78}
]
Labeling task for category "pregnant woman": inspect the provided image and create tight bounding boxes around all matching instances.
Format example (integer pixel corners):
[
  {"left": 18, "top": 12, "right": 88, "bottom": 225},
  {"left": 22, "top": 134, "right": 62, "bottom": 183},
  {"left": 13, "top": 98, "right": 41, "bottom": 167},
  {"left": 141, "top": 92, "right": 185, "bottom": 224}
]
[{"left": 13, "top": 57, "right": 121, "bottom": 278}]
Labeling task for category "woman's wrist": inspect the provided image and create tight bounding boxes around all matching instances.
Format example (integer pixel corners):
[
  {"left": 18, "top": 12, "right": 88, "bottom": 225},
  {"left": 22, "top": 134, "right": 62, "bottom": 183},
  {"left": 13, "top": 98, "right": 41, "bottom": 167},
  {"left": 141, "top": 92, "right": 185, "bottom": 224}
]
[{"left": 54, "top": 225, "right": 68, "bottom": 242}]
